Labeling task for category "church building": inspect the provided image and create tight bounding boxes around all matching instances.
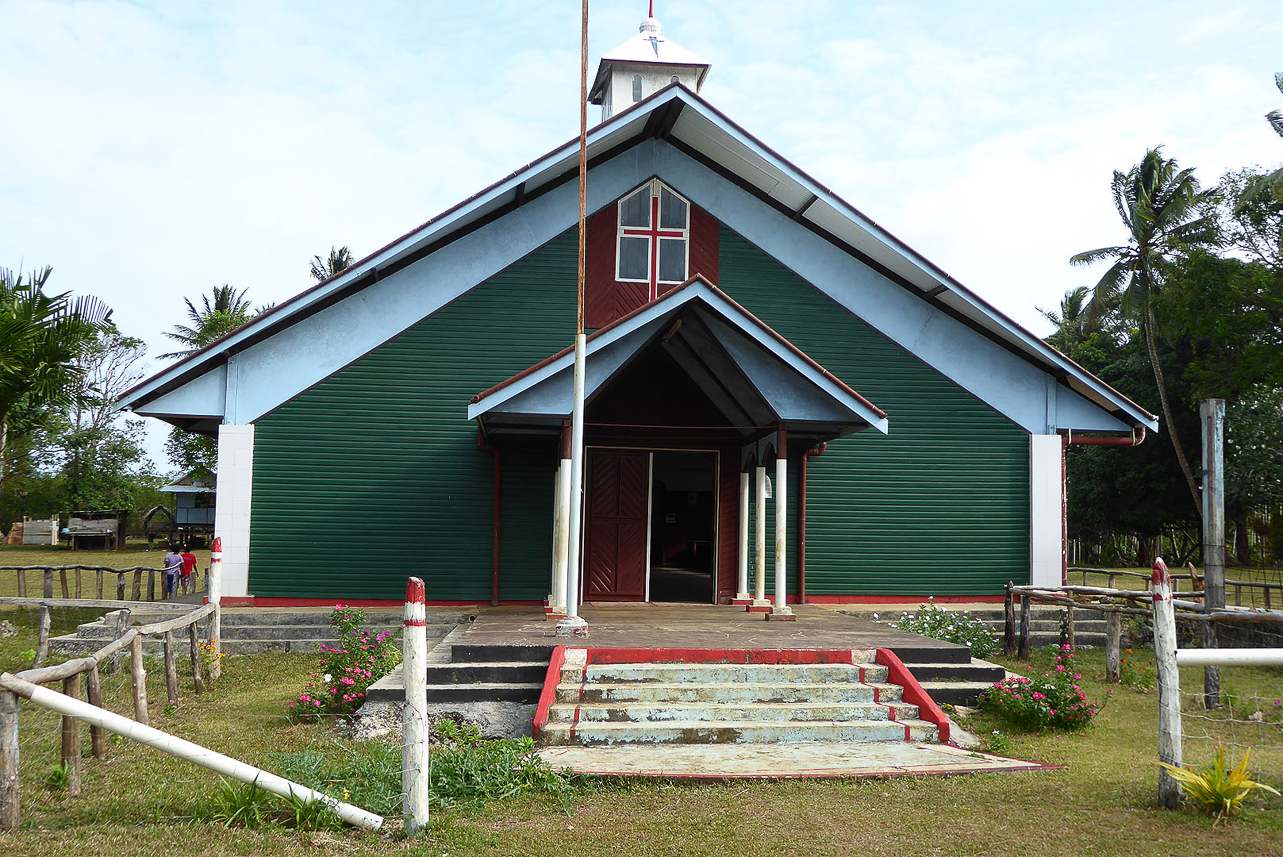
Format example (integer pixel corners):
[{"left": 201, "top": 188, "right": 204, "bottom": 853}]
[{"left": 118, "top": 15, "right": 1156, "bottom": 607}]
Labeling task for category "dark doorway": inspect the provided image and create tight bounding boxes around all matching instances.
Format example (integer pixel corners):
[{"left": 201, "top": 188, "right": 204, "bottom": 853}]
[{"left": 649, "top": 452, "right": 717, "bottom": 603}]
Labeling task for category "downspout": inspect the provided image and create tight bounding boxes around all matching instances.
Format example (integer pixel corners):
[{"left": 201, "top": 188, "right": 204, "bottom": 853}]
[
  {"left": 797, "top": 442, "right": 827, "bottom": 605},
  {"left": 476, "top": 428, "right": 502, "bottom": 606},
  {"left": 1058, "top": 427, "right": 1147, "bottom": 582}
]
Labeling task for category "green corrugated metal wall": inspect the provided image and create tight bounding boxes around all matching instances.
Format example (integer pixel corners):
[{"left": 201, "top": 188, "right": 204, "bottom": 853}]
[
  {"left": 718, "top": 229, "right": 1030, "bottom": 596},
  {"left": 248, "top": 233, "right": 577, "bottom": 600}
]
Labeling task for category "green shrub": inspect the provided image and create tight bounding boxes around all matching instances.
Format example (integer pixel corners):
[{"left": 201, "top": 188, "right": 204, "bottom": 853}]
[
  {"left": 980, "top": 645, "right": 1099, "bottom": 731},
  {"left": 288, "top": 605, "right": 401, "bottom": 721},
  {"left": 430, "top": 720, "right": 579, "bottom": 809},
  {"left": 192, "top": 779, "right": 344, "bottom": 830},
  {"left": 892, "top": 598, "right": 998, "bottom": 658}
]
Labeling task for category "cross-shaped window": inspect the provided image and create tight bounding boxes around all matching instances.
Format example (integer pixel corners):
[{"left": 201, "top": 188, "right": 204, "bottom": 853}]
[{"left": 615, "top": 179, "right": 689, "bottom": 299}]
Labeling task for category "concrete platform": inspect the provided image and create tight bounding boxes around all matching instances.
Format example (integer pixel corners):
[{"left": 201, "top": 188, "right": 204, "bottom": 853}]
[
  {"left": 463, "top": 604, "right": 968, "bottom": 659},
  {"left": 535, "top": 741, "right": 1052, "bottom": 779}
]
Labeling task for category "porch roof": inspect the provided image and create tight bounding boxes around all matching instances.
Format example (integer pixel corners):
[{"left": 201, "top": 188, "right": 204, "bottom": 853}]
[{"left": 468, "top": 276, "right": 888, "bottom": 441}]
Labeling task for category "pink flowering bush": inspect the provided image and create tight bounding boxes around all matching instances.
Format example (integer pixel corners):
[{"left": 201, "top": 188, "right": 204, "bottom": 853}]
[
  {"left": 288, "top": 605, "right": 402, "bottom": 722},
  {"left": 980, "top": 645, "right": 1099, "bottom": 731}
]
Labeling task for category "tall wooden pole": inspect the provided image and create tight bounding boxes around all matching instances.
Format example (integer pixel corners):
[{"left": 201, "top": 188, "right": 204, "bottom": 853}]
[
  {"left": 1200, "top": 399, "right": 1225, "bottom": 709},
  {"left": 557, "top": 0, "right": 591, "bottom": 638}
]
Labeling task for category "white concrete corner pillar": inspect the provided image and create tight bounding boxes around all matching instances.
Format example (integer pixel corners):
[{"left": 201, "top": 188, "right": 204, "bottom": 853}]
[
  {"left": 213, "top": 424, "right": 255, "bottom": 599},
  {"left": 735, "top": 470, "right": 751, "bottom": 602},
  {"left": 752, "top": 465, "right": 769, "bottom": 608},
  {"left": 1030, "top": 434, "right": 1064, "bottom": 589},
  {"left": 771, "top": 453, "right": 793, "bottom": 617}
]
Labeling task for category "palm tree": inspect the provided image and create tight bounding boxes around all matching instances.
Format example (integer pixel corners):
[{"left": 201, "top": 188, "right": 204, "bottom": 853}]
[
  {"left": 0, "top": 266, "right": 111, "bottom": 500},
  {"left": 1071, "top": 148, "right": 1220, "bottom": 516},
  {"left": 160, "top": 284, "right": 255, "bottom": 358},
  {"left": 309, "top": 246, "right": 354, "bottom": 283}
]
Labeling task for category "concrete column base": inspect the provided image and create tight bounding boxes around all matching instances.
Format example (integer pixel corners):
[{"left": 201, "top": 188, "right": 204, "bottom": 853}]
[
  {"left": 732, "top": 593, "right": 752, "bottom": 605},
  {"left": 766, "top": 607, "right": 797, "bottom": 622},
  {"left": 747, "top": 599, "right": 772, "bottom": 614},
  {"left": 555, "top": 616, "right": 589, "bottom": 638}
]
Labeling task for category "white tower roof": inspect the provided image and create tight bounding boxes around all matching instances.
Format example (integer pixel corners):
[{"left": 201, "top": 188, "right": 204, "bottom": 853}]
[{"left": 588, "top": 16, "right": 710, "bottom": 105}]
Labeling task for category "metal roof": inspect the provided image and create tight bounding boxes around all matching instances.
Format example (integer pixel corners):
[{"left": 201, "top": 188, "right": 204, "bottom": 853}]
[{"left": 118, "top": 84, "right": 1156, "bottom": 433}]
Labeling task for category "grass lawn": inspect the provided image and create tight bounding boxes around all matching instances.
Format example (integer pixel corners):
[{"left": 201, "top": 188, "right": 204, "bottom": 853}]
[
  {"left": 0, "top": 612, "right": 1280, "bottom": 857},
  {"left": 0, "top": 544, "right": 210, "bottom": 599}
]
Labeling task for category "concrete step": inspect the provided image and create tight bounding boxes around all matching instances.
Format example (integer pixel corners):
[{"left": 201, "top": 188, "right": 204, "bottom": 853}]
[
  {"left": 906, "top": 661, "right": 1006, "bottom": 683},
  {"left": 920, "top": 681, "right": 1000, "bottom": 708},
  {"left": 425, "top": 661, "right": 548, "bottom": 684},
  {"left": 561, "top": 680, "right": 902, "bottom": 705},
  {"left": 547, "top": 700, "right": 920, "bottom": 724},
  {"left": 582, "top": 662, "right": 883, "bottom": 685},
  {"left": 450, "top": 643, "right": 556, "bottom": 663},
  {"left": 539, "top": 718, "right": 938, "bottom": 746}
]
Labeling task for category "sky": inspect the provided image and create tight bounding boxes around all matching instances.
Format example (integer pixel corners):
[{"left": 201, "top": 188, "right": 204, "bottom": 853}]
[{"left": 4, "top": 0, "right": 1282, "bottom": 467}]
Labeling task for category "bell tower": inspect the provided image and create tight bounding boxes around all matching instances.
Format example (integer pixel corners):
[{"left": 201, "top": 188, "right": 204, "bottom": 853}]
[{"left": 588, "top": 6, "right": 710, "bottom": 123}]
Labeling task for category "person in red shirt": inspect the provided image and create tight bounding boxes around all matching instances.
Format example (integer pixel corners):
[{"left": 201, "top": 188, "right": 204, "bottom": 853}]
[{"left": 179, "top": 546, "right": 198, "bottom": 595}]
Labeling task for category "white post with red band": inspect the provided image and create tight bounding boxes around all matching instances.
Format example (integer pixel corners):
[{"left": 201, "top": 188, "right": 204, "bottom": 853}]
[
  {"left": 402, "top": 577, "right": 429, "bottom": 835},
  {"left": 208, "top": 536, "right": 223, "bottom": 680},
  {"left": 1151, "top": 558, "right": 1183, "bottom": 810}
]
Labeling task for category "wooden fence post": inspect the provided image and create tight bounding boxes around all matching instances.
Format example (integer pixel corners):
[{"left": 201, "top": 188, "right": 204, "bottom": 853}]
[
  {"left": 74, "top": 568, "right": 82, "bottom": 599},
  {"left": 86, "top": 666, "right": 107, "bottom": 758},
  {"left": 131, "top": 570, "right": 142, "bottom": 601},
  {"left": 188, "top": 622, "right": 203, "bottom": 695},
  {"left": 1003, "top": 582, "right": 1016, "bottom": 656},
  {"left": 402, "top": 578, "right": 430, "bottom": 836},
  {"left": 1105, "top": 612, "right": 1121, "bottom": 681},
  {"left": 15, "top": 570, "right": 25, "bottom": 599},
  {"left": 59, "top": 569, "right": 69, "bottom": 599},
  {"left": 116, "top": 574, "right": 126, "bottom": 601},
  {"left": 33, "top": 605, "right": 51, "bottom": 669},
  {"left": 96, "top": 570, "right": 104, "bottom": 600},
  {"left": 130, "top": 635, "right": 149, "bottom": 725},
  {"left": 0, "top": 691, "right": 18, "bottom": 831},
  {"left": 1152, "top": 558, "right": 1183, "bottom": 810},
  {"left": 1065, "top": 603, "right": 1076, "bottom": 652},
  {"left": 1018, "top": 594, "right": 1031, "bottom": 660},
  {"left": 60, "top": 674, "right": 81, "bottom": 796},
  {"left": 147, "top": 571, "right": 155, "bottom": 603},
  {"left": 163, "top": 631, "right": 179, "bottom": 705},
  {"left": 43, "top": 569, "right": 54, "bottom": 599}
]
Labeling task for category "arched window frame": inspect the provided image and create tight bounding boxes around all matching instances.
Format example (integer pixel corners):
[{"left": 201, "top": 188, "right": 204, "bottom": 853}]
[{"left": 614, "top": 179, "right": 690, "bottom": 300}]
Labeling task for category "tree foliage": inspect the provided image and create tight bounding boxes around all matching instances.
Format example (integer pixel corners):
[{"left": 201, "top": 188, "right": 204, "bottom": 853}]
[
  {"left": 1070, "top": 148, "right": 1221, "bottom": 518},
  {"left": 309, "top": 246, "right": 354, "bottom": 283},
  {"left": 160, "top": 284, "right": 255, "bottom": 358}
]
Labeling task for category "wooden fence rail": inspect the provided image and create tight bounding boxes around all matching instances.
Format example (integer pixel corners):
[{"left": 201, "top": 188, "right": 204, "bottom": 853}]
[
  {"left": 1068, "top": 566, "right": 1282, "bottom": 609},
  {"left": 0, "top": 565, "right": 207, "bottom": 604},
  {"left": 0, "top": 601, "right": 216, "bottom": 822}
]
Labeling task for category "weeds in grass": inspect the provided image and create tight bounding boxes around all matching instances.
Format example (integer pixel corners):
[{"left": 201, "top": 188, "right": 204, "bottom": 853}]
[
  {"left": 197, "top": 640, "right": 224, "bottom": 688},
  {"left": 44, "top": 760, "right": 72, "bottom": 793},
  {"left": 1119, "top": 649, "right": 1156, "bottom": 690},
  {"left": 430, "top": 720, "right": 582, "bottom": 809},
  {"left": 1160, "top": 747, "right": 1280, "bottom": 826},
  {"left": 982, "top": 729, "right": 1014, "bottom": 756},
  {"left": 192, "top": 778, "right": 345, "bottom": 830},
  {"left": 1221, "top": 685, "right": 1242, "bottom": 715}
]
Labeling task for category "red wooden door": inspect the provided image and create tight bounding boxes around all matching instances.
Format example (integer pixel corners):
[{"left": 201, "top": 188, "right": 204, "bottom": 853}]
[{"left": 585, "top": 449, "right": 649, "bottom": 601}]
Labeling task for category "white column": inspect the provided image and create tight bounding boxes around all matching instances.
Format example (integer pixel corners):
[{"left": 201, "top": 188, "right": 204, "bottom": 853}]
[
  {"left": 552, "top": 459, "right": 571, "bottom": 613},
  {"left": 735, "top": 471, "right": 750, "bottom": 601},
  {"left": 752, "top": 466, "right": 769, "bottom": 607},
  {"left": 1029, "top": 434, "right": 1063, "bottom": 589},
  {"left": 401, "top": 578, "right": 429, "bottom": 836},
  {"left": 771, "top": 456, "right": 793, "bottom": 616},
  {"left": 213, "top": 424, "right": 254, "bottom": 598},
  {"left": 556, "top": 334, "right": 589, "bottom": 637}
]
